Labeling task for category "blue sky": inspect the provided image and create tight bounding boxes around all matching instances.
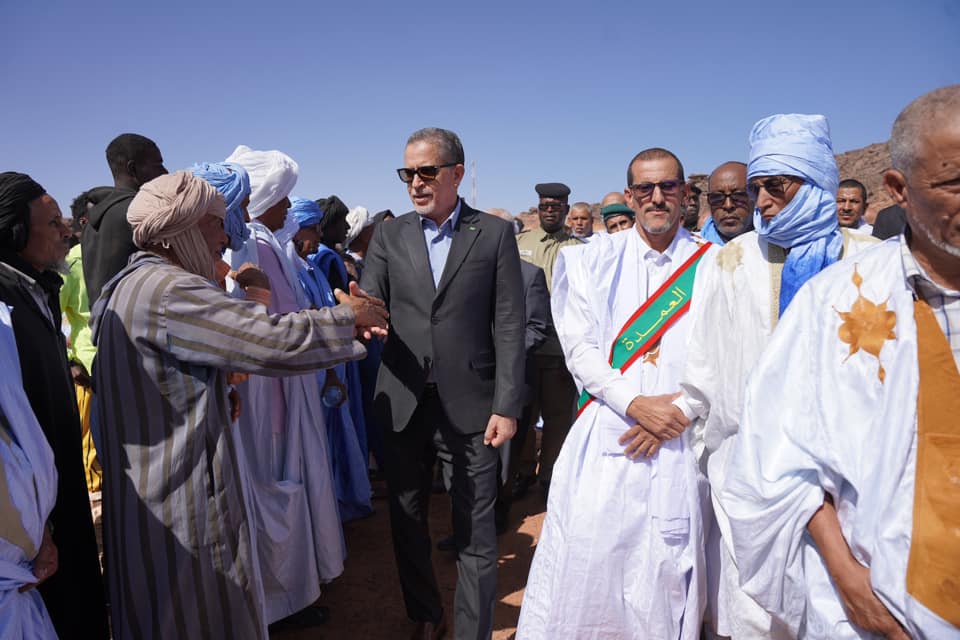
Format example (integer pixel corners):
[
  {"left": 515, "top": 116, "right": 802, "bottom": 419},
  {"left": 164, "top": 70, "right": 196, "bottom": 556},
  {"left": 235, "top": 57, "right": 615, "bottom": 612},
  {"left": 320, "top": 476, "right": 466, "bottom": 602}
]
[{"left": 2, "top": 0, "right": 958, "bottom": 216}]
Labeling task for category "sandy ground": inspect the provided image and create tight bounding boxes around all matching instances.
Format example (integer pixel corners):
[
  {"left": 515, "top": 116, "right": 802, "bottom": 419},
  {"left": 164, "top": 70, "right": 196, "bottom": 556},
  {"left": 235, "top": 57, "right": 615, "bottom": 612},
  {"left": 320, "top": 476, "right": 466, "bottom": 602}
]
[{"left": 272, "top": 488, "right": 547, "bottom": 640}]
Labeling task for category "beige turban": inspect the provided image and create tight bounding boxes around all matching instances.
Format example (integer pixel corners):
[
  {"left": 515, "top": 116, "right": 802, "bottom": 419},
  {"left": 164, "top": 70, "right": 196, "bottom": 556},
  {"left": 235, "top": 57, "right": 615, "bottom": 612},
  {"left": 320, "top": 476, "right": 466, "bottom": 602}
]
[
  {"left": 127, "top": 171, "right": 226, "bottom": 281},
  {"left": 224, "top": 145, "right": 298, "bottom": 219}
]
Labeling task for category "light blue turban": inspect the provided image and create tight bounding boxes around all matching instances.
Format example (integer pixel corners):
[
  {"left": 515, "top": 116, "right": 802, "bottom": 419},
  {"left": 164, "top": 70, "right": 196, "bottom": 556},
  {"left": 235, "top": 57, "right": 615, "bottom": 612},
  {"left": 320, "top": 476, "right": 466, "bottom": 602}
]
[
  {"left": 190, "top": 162, "right": 251, "bottom": 252},
  {"left": 747, "top": 114, "right": 842, "bottom": 316},
  {"left": 288, "top": 196, "right": 324, "bottom": 228}
]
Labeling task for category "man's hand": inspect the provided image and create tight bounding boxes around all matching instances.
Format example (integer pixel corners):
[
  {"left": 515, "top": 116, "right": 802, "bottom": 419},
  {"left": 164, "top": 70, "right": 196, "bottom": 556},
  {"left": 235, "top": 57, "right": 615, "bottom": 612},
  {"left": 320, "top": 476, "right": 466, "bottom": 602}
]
[
  {"left": 70, "top": 362, "right": 91, "bottom": 388},
  {"left": 483, "top": 414, "right": 517, "bottom": 448},
  {"left": 228, "top": 387, "right": 242, "bottom": 422},
  {"left": 20, "top": 524, "right": 58, "bottom": 592},
  {"left": 624, "top": 393, "right": 689, "bottom": 439},
  {"left": 618, "top": 426, "right": 663, "bottom": 459},
  {"left": 230, "top": 263, "right": 272, "bottom": 306},
  {"left": 808, "top": 499, "right": 910, "bottom": 639},
  {"left": 835, "top": 561, "right": 910, "bottom": 639},
  {"left": 232, "top": 262, "right": 271, "bottom": 291},
  {"left": 335, "top": 281, "right": 389, "bottom": 340}
]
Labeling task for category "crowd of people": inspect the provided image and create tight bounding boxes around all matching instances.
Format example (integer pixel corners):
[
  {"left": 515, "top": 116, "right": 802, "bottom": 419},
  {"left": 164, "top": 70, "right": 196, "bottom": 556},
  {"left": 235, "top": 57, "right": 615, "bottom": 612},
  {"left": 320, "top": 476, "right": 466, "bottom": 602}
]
[{"left": 0, "top": 83, "right": 956, "bottom": 640}]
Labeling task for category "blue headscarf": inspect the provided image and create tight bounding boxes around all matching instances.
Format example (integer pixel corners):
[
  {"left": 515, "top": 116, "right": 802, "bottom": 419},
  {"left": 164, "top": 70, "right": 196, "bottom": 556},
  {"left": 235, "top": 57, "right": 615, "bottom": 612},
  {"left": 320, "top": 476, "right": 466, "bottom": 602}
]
[
  {"left": 748, "top": 114, "right": 842, "bottom": 316},
  {"left": 288, "top": 196, "right": 323, "bottom": 228},
  {"left": 699, "top": 217, "right": 727, "bottom": 246},
  {"left": 190, "top": 162, "right": 251, "bottom": 252}
]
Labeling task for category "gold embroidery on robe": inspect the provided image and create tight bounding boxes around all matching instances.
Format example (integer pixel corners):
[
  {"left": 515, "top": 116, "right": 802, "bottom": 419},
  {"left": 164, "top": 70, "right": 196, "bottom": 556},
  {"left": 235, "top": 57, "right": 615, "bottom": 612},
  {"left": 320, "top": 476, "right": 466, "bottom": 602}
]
[
  {"left": 642, "top": 341, "right": 661, "bottom": 367},
  {"left": 834, "top": 265, "right": 897, "bottom": 382}
]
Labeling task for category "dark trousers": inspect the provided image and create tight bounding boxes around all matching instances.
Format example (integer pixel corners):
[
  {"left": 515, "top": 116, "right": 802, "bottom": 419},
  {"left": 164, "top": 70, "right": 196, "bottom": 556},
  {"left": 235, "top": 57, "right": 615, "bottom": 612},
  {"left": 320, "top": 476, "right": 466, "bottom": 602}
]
[
  {"left": 385, "top": 385, "right": 499, "bottom": 640},
  {"left": 513, "top": 353, "right": 577, "bottom": 488}
]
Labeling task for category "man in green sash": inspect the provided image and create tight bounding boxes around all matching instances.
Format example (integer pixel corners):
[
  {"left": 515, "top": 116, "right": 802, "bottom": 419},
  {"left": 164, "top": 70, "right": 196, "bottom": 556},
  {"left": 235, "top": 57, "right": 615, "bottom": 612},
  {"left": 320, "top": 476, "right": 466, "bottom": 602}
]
[{"left": 517, "top": 148, "right": 713, "bottom": 640}]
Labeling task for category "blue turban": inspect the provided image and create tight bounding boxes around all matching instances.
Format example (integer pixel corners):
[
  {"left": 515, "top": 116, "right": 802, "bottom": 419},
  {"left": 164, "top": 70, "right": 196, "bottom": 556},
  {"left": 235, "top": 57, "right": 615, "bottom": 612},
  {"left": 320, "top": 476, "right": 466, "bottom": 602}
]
[
  {"left": 190, "top": 162, "right": 251, "bottom": 252},
  {"left": 747, "top": 114, "right": 842, "bottom": 315},
  {"left": 288, "top": 196, "right": 324, "bottom": 228}
]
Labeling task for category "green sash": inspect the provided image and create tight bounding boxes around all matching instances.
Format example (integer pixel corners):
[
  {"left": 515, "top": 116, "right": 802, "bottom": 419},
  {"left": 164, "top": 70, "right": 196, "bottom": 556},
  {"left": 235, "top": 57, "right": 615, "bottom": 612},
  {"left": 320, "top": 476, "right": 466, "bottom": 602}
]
[{"left": 576, "top": 242, "right": 711, "bottom": 416}]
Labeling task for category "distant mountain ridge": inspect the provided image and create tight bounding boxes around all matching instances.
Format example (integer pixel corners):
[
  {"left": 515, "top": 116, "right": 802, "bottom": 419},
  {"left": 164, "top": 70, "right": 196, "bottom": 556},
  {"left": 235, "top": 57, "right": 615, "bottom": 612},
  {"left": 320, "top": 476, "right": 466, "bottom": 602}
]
[{"left": 515, "top": 141, "right": 893, "bottom": 231}]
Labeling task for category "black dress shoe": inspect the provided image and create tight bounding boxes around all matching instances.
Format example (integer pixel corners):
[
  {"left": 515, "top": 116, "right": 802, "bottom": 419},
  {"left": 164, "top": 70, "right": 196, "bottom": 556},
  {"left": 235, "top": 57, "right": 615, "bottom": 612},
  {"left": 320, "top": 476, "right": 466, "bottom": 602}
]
[
  {"left": 436, "top": 535, "right": 456, "bottom": 552},
  {"left": 410, "top": 613, "right": 447, "bottom": 640},
  {"left": 511, "top": 473, "right": 535, "bottom": 500},
  {"left": 267, "top": 605, "right": 330, "bottom": 631}
]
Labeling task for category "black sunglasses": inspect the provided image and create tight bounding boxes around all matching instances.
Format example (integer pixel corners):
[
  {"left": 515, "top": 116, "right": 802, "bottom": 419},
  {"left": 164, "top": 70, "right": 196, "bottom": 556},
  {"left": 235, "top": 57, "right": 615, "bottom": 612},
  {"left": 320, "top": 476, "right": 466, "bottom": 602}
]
[
  {"left": 627, "top": 180, "right": 682, "bottom": 199},
  {"left": 538, "top": 202, "right": 567, "bottom": 212},
  {"left": 396, "top": 163, "right": 459, "bottom": 183},
  {"left": 706, "top": 190, "right": 751, "bottom": 208},
  {"left": 746, "top": 176, "right": 801, "bottom": 201}
]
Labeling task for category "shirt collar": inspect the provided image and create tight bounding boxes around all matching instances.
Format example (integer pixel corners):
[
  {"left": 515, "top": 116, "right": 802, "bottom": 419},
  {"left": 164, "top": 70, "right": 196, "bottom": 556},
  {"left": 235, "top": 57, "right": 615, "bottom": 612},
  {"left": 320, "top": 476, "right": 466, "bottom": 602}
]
[
  {"left": 900, "top": 231, "right": 960, "bottom": 299},
  {"left": 634, "top": 225, "right": 688, "bottom": 263},
  {"left": 420, "top": 198, "right": 462, "bottom": 233}
]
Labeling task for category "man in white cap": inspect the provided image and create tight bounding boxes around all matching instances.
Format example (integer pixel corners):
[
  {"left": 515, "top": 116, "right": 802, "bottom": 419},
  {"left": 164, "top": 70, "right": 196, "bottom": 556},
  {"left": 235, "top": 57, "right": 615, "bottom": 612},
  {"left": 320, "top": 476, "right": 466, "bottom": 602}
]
[
  {"left": 222, "top": 146, "right": 352, "bottom": 629},
  {"left": 675, "top": 115, "right": 876, "bottom": 639},
  {"left": 722, "top": 85, "right": 960, "bottom": 640},
  {"left": 92, "top": 171, "right": 385, "bottom": 640}
]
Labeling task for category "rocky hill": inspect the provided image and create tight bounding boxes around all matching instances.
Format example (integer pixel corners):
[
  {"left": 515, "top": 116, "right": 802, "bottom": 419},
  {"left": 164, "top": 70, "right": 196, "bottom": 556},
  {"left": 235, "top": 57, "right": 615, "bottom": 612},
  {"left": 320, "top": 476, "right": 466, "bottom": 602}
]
[{"left": 516, "top": 141, "right": 893, "bottom": 231}]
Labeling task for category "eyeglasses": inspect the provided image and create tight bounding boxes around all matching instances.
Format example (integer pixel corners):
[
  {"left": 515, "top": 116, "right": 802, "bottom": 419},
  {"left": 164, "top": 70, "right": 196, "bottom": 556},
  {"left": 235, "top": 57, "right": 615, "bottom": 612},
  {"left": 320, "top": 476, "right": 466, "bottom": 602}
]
[
  {"left": 627, "top": 180, "right": 682, "bottom": 200},
  {"left": 706, "top": 190, "right": 751, "bottom": 208},
  {"left": 396, "top": 163, "right": 459, "bottom": 183},
  {"left": 538, "top": 202, "right": 567, "bottom": 212},
  {"left": 746, "top": 176, "right": 801, "bottom": 201}
]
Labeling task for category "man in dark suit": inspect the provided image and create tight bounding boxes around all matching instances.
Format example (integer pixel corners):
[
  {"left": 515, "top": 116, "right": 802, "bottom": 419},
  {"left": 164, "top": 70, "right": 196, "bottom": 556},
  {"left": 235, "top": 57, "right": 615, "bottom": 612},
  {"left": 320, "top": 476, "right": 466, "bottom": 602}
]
[{"left": 361, "top": 128, "right": 525, "bottom": 640}]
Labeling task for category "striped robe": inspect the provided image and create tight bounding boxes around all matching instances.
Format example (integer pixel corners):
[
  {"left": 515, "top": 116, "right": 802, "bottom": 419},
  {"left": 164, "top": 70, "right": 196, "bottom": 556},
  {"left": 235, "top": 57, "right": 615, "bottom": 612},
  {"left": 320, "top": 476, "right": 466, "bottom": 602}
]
[{"left": 90, "top": 253, "right": 366, "bottom": 640}]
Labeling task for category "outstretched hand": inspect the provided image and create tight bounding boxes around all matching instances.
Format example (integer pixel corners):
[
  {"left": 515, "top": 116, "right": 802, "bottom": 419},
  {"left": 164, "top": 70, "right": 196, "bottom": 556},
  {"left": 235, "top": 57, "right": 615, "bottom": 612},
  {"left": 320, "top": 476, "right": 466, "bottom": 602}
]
[{"left": 335, "top": 281, "right": 389, "bottom": 340}]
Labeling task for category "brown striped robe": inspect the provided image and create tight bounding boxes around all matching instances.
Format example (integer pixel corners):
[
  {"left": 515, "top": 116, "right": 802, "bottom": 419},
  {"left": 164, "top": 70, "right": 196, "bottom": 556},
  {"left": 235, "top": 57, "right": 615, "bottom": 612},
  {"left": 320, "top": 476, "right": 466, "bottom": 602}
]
[{"left": 90, "top": 253, "right": 366, "bottom": 640}]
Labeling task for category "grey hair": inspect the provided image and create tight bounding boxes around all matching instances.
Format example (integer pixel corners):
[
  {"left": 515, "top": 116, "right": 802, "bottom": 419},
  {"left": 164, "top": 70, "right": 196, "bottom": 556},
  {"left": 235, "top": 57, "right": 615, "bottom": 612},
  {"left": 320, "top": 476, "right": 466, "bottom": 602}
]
[
  {"left": 570, "top": 201, "right": 593, "bottom": 217},
  {"left": 889, "top": 84, "right": 960, "bottom": 177},
  {"left": 406, "top": 128, "right": 465, "bottom": 165}
]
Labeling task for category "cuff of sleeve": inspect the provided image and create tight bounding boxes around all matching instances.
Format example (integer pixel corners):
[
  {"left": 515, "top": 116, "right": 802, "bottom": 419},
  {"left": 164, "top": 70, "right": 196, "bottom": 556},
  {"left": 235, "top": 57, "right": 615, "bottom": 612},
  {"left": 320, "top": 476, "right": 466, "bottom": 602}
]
[
  {"left": 603, "top": 379, "right": 638, "bottom": 418},
  {"left": 244, "top": 287, "right": 271, "bottom": 307},
  {"left": 673, "top": 395, "right": 698, "bottom": 422},
  {"left": 331, "top": 303, "right": 357, "bottom": 325}
]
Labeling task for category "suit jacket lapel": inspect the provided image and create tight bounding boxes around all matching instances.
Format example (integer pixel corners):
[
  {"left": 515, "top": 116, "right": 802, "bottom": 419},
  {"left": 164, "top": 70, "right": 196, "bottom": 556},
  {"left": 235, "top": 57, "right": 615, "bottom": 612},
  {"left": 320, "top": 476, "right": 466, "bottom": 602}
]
[
  {"left": 435, "top": 203, "right": 481, "bottom": 300},
  {"left": 403, "top": 212, "right": 437, "bottom": 293}
]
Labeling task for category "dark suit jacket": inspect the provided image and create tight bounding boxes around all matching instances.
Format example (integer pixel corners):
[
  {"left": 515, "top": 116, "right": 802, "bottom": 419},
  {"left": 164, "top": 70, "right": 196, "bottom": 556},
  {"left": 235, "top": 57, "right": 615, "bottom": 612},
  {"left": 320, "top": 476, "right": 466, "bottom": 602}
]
[
  {"left": 361, "top": 201, "right": 525, "bottom": 434},
  {"left": 520, "top": 261, "right": 550, "bottom": 355}
]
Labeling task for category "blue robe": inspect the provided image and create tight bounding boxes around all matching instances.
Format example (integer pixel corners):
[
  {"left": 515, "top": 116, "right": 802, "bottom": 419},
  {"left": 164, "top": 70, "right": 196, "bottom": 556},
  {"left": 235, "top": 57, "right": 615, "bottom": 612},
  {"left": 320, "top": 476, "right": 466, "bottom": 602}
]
[{"left": 300, "top": 250, "right": 372, "bottom": 521}]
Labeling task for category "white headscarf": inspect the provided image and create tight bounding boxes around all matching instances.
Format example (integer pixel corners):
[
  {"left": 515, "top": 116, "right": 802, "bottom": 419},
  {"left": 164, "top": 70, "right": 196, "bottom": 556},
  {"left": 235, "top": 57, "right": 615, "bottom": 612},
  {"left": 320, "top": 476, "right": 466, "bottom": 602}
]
[
  {"left": 344, "top": 206, "right": 372, "bottom": 246},
  {"left": 225, "top": 145, "right": 298, "bottom": 219}
]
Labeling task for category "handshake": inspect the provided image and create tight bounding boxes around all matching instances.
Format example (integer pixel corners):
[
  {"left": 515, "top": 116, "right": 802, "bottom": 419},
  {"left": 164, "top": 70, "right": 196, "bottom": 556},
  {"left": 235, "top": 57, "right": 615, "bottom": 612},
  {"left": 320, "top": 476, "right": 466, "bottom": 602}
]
[{"left": 230, "top": 263, "right": 389, "bottom": 341}]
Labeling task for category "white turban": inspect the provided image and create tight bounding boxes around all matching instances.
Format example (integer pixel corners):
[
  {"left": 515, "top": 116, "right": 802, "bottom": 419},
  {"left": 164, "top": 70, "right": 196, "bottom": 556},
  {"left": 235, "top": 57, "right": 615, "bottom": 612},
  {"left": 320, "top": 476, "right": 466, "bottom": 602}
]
[
  {"left": 127, "top": 171, "right": 225, "bottom": 281},
  {"left": 344, "top": 206, "right": 373, "bottom": 247},
  {"left": 224, "top": 145, "right": 298, "bottom": 219}
]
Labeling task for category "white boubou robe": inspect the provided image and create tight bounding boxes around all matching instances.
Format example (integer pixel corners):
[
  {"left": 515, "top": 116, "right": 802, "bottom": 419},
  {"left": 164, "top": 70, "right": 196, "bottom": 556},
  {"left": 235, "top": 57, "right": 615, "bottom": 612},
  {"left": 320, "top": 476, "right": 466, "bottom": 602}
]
[
  {"left": 224, "top": 222, "right": 346, "bottom": 623},
  {"left": 718, "top": 239, "right": 958, "bottom": 639},
  {"left": 677, "top": 229, "right": 877, "bottom": 638},
  {"left": 0, "top": 303, "right": 58, "bottom": 639},
  {"left": 517, "top": 227, "right": 712, "bottom": 640}
]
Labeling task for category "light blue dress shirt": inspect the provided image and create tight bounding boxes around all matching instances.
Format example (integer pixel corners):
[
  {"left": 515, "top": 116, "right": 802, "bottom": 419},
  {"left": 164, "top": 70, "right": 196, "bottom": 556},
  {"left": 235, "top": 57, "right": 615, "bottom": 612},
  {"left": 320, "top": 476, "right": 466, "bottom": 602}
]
[{"left": 420, "top": 199, "right": 462, "bottom": 288}]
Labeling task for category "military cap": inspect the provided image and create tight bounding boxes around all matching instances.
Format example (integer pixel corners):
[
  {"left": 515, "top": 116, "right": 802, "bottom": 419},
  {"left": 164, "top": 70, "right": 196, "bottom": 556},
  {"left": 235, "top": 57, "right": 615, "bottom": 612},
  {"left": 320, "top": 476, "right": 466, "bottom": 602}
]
[
  {"left": 534, "top": 182, "right": 571, "bottom": 198},
  {"left": 600, "top": 203, "right": 635, "bottom": 221}
]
